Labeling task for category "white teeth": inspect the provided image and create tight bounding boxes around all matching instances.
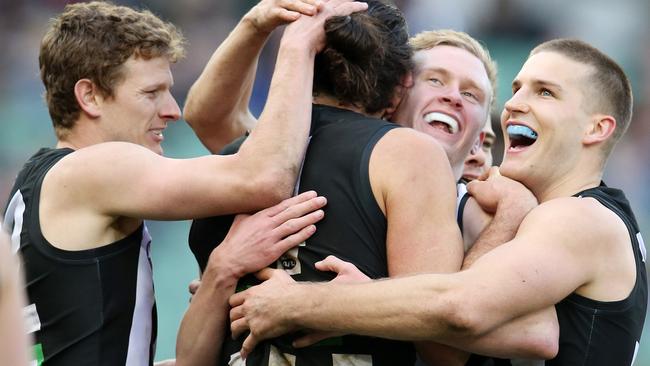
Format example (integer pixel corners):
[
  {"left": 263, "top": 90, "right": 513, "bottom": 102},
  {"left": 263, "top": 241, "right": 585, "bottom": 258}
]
[{"left": 423, "top": 112, "right": 459, "bottom": 134}]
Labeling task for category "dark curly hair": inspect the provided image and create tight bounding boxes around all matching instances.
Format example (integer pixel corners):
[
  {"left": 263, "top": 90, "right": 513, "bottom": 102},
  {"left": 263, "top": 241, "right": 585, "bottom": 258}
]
[{"left": 313, "top": 0, "right": 413, "bottom": 114}]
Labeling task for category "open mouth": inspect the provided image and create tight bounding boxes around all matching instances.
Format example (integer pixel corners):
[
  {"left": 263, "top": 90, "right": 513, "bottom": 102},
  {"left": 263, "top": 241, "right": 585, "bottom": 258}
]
[
  {"left": 424, "top": 112, "right": 459, "bottom": 134},
  {"left": 507, "top": 124, "right": 537, "bottom": 149}
]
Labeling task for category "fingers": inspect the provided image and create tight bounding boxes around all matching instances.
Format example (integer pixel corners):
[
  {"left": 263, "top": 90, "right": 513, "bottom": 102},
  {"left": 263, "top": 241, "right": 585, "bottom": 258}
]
[
  {"left": 240, "top": 334, "right": 259, "bottom": 361},
  {"left": 263, "top": 190, "right": 318, "bottom": 217},
  {"left": 330, "top": 0, "right": 368, "bottom": 16},
  {"left": 254, "top": 267, "right": 290, "bottom": 282},
  {"left": 274, "top": 224, "right": 317, "bottom": 253},
  {"left": 274, "top": 208, "right": 324, "bottom": 238},
  {"left": 273, "top": 195, "right": 327, "bottom": 222},
  {"left": 230, "top": 315, "right": 248, "bottom": 340},
  {"left": 314, "top": 255, "right": 349, "bottom": 273},
  {"left": 281, "top": 0, "right": 320, "bottom": 15}
]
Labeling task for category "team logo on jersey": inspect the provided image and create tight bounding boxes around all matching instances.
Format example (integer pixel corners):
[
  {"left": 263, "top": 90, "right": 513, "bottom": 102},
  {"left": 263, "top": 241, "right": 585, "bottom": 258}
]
[{"left": 277, "top": 242, "right": 306, "bottom": 275}]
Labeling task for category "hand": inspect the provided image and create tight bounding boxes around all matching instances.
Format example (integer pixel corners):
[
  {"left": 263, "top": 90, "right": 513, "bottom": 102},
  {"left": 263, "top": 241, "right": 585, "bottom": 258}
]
[
  {"left": 244, "top": 0, "right": 324, "bottom": 34},
  {"left": 467, "top": 167, "right": 537, "bottom": 213},
  {"left": 291, "top": 255, "right": 367, "bottom": 348},
  {"left": 229, "top": 268, "right": 299, "bottom": 359},
  {"left": 281, "top": 0, "right": 369, "bottom": 54},
  {"left": 467, "top": 167, "right": 537, "bottom": 226},
  {"left": 208, "top": 190, "right": 327, "bottom": 280},
  {"left": 315, "top": 255, "right": 370, "bottom": 283}
]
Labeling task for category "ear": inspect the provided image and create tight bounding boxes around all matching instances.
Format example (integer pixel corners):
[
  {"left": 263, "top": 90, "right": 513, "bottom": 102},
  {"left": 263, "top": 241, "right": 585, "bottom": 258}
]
[
  {"left": 583, "top": 114, "right": 616, "bottom": 146},
  {"left": 382, "top": 72, "right": 414, "bottom": 120},
  {"left": 74, "top": 79, "right": 102, "bottom": 118}
]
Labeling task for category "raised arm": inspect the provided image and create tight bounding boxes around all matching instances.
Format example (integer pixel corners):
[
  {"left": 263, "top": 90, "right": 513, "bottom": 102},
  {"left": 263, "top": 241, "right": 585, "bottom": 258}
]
[
  {"left": 43, "top": 1, "right": 370, "bottom": 231},
  {"left": 184, "top": 0, "right": 322, "bottom": 153}
]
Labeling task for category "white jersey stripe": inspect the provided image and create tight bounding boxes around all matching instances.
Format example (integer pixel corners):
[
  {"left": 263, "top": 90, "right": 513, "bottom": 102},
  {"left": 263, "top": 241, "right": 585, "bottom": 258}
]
[
  {"left": 3, "top": 190, "right": 26, "bottom": 254},
  {"left": 125, "top": 225, "right": 155, "bottom": 366}
]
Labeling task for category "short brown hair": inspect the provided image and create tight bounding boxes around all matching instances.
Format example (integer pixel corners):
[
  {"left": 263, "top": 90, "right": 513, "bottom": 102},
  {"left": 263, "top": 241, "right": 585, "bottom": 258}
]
[
  {"left": 409, "top": 30, "right": 498, "bottom": 108},
  {"left": 313, "top": 0, "right": 413, "bottom": 114},
  {"left": 39, "top": 1, "right": 186, "bottom": 138},
  {"left": 530, "top": 39, "right": 633, "bottom": 155}
]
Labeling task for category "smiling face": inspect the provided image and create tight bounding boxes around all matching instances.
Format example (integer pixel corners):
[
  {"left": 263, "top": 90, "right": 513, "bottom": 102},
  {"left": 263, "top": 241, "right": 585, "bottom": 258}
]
[
  {"left": 391, "top": 45, "right": 492, "bottom": 179},
  {"left": 499, "top": 51, "right": 595, "bottom": 194},
  {"left": 98, "top": 56, "right": 181, "bottom": 155}
]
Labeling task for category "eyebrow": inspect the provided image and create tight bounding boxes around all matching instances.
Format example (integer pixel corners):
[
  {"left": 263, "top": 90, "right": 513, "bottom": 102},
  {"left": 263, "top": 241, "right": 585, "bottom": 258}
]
[{"left": 512, "top": 78, "right": 563, "bottom": 91}]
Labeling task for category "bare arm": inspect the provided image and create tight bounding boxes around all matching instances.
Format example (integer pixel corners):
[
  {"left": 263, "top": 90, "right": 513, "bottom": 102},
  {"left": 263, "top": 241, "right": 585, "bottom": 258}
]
[
  {"left": 176, "top": 192, "right": 326, "bottom": 365},
  {"left": 185, "top": 0, "right": 321, "bottom": 153},
  {"left": 42, "top": 1, "right": 370, "bottom": 249},
  {"left": 231, "top": 197, "right": 623, "bottom": 355},
  {"left": 370, "top": 128, "right": 465, "bottom": 366}
]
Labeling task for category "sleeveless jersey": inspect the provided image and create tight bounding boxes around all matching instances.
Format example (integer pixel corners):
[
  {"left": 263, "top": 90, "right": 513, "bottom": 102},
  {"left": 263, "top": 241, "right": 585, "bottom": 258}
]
[
  {"left": 189, "top": 104, "right": 416, "bottom": 365},
  {"left": 2, "top": 148, "right": 157, "bottom": 366},
  {"left": 464, "top": 183, "right": 647, "bottom": 366}
]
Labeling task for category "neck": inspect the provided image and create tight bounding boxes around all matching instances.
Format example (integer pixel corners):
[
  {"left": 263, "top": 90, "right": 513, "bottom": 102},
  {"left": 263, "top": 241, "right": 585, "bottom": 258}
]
[
  {"left": 313, "top": 95, "right": 384, "bottom": 118},
  {"left": 533, "top": 169, "right": 603, "bottom": 203},
  {"left": 56, "top": 117, "right": 107, "bottom": 151}
]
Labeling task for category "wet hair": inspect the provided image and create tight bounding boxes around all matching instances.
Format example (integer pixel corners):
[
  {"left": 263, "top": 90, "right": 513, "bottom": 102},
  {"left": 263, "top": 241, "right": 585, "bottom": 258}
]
[
  {"left": 39, "top": 1, "right": 185, "bottom": 138},
  {"left": 531, "top": 39, "right": 633, "bottom": 154},
  {"left": 313, "top": 0, "right": 413, "bottom": 114},
  {"left": 410, "top": 30, "right": 498, "bottom": 108}
]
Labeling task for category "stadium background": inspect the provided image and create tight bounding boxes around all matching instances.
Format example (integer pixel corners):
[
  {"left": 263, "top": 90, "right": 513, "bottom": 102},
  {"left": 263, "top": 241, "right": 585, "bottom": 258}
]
[{"left": 0, "top": 0, "right": 648, "bottom": 363}]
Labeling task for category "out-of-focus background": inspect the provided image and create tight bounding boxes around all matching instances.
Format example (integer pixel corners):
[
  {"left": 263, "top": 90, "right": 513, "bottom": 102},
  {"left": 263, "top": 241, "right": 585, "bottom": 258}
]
[{"left": 1, "top": 0, "right": 648, "bottom": 363}]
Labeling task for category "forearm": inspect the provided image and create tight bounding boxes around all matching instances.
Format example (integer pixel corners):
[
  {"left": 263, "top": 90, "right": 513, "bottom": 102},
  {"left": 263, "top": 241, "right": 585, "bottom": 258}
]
[
  {"left": 450, "top": 307, "right": 558, "bottom": 360},
  {"left": 286, "top": 275, "right": 470, "bottom": 341},
  {"left": 184, "top": 19, "right": 267, "bottom": 153},
  {"left": 235, "top": 40, "right": 315, "bottom": 200},
  {"left": 462, "top": 201, "right": 522, "bottom": 269},
  {"left": 176, "top": 263, "right": 238, "bottom": 365}
]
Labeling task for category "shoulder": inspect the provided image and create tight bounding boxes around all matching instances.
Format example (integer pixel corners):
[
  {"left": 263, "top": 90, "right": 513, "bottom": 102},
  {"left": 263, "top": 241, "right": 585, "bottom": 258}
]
[
  {"left": 376, "top": 128, "right": 447, "bottom": 163},
  {"left": 519, "top": 196, "right": 628, "bottom": 250}
]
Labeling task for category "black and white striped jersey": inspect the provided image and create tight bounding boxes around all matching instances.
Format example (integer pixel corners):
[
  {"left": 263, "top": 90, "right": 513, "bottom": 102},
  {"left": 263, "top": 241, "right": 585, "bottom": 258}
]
[
  {"left": 190, "top": 105, "right": 417, "bottom": 366},
  {"left": 3, "top": 148, "right": 157, "bottom": 366}
]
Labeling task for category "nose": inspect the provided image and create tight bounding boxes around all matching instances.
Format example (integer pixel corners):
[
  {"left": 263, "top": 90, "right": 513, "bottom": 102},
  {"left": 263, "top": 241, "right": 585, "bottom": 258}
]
[
  {"left": 161, "top": 91, "right": 182, "bottom": 122},
  {"left": 439, "top": 87, "right": 463, "bottom": 109},
  {"left": 503, "top": 92, "right": 530, "bottom": 115}
]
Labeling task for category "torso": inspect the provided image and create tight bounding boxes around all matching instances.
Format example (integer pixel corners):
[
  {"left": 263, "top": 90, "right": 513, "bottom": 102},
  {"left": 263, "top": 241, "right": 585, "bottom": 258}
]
[
  {"left": 191, "top": 105, "right": 416, "bottom": 366},
  {"left": 3, "top": 148, "right": 157, "bottom": 366}
]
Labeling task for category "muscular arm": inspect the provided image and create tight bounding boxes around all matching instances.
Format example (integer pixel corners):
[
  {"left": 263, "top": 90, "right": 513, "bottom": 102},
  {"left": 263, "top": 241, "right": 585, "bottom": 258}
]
[
  {"left": 41, "top": 2, "right": 362, "bottom": 250},
  {"left": 369, "top": 129, "right": 466, "bottom": 365},
  {"left": 457, "top": 177, "right": 558, "bottom": 359},
  {"left": 232, "top": 197, "right": 624, "bottom": 357},
  {"left": 184, "top": 0, "right": 321, "bottom": 152}
]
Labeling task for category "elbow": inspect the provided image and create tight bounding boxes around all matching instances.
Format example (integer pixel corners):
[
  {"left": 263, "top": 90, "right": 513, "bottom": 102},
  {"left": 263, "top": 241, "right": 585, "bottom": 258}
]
[
  {"left": 242, "top": 168, "right": 294, "bottom": 208},
  {"left": 435, "top": 293, "right": 490, "bottom": 340},
  {"left": 531, "top": 335, "right": 559, "bottom": 360},
  {"left": 526, "top": 320, "right": 559, "bottom": 359}
]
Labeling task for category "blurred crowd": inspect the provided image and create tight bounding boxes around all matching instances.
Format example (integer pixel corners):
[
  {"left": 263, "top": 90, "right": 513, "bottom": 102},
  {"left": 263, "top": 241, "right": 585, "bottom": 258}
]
[{"left": 1, "top": 0, "right": 648, "bottom": 362}]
